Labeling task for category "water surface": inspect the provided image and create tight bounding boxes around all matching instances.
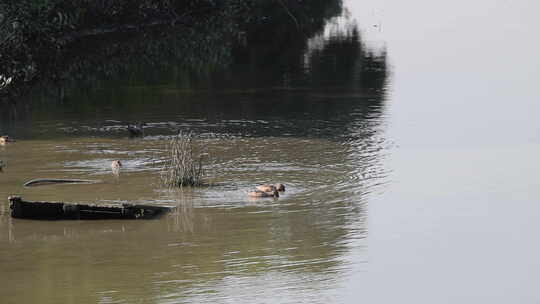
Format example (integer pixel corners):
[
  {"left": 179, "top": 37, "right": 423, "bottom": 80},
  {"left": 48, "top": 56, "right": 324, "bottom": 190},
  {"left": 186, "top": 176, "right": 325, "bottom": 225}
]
[
  {"left": 4, "top": 0, "right": 536, "bottom": 302},
  {"left": 0, "top": 3, "right": 389, "bottom": 302},
  {"left": 349, "top": 0, "right": 540, "bottom": 303}
]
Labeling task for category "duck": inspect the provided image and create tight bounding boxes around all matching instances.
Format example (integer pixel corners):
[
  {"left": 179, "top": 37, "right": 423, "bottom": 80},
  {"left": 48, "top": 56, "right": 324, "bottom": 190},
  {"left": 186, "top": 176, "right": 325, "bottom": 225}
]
[
  {"left": 247, "top": 188, "right": 280, "bottom": 198},
  {"left": 256, "top": 183, "right": 286, "bottom": 192},
  {"left": 111, "top": 160, "right": 122, "bottom": 174},
  {"left": 127, "top": 122, "right": 145, "bottom": 137},
  {"left": 0, "top": 135, "right": 15, "bottom": 145}
]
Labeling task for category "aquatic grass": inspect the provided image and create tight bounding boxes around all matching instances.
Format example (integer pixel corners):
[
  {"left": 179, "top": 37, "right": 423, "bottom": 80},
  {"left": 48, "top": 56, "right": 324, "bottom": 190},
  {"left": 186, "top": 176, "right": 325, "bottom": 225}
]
[{"left": 161, "top": 132, "right": 204, "bottom": 187}]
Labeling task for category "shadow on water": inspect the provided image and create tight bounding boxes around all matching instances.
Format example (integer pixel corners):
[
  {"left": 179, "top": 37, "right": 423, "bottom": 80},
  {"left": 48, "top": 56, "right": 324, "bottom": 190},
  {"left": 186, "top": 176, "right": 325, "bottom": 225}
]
[
  {"left": 0, "top": 27, "right": 387, "bottom": 140},
  {"left": 0, "top": 0, "right": 387, "bottom": 140},
  {"left": 0, "top": 1, "right": 390, "bottom": 303}
]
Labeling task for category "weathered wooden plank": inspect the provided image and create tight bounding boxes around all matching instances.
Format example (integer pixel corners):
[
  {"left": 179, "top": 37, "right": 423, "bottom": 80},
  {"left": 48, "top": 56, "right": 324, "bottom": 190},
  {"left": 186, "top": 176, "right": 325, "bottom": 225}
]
[{"left": 8, "top": 196, "right": 174, "bottom": 220}]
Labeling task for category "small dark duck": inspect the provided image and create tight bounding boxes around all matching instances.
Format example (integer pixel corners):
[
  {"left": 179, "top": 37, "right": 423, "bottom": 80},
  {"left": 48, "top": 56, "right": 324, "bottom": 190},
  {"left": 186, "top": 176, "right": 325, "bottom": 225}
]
[{"left": 127, "top": 122, "right": 145, "bottom": 137}]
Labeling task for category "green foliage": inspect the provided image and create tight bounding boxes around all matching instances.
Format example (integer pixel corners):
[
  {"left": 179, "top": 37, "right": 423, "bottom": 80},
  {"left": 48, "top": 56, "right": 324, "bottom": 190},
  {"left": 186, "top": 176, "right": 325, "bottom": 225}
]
[
  {"left": 0, "top": 0, "right": 349, "bottom": 105},
  {"left": 0, "top": 0, "right": 233, "bottom": 99}
]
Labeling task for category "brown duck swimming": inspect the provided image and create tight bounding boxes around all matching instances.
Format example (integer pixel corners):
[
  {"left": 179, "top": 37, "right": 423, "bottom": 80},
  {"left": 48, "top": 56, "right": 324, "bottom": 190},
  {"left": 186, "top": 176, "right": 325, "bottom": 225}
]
[
  {"left": 0, "top": 135, "right": 15, "bottom": 145},
  {"left": 111, "top": 160, "right": 122, "bottom": 174},
  {"left": 256, "top": 183, "right": 286, "bottom": 192}
]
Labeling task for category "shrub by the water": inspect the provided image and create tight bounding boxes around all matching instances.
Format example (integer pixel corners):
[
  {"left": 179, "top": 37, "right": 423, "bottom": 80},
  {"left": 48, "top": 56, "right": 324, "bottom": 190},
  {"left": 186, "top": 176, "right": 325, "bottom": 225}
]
[{"left": 161, "top": 132, "right": 204, "bottom": 187}]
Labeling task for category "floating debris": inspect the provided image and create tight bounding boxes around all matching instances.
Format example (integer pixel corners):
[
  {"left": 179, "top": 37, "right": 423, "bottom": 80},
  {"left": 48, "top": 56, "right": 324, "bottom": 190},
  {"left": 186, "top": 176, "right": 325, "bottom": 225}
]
[{"left": 8, "top": 196, "right": 174, "bottom": 220}]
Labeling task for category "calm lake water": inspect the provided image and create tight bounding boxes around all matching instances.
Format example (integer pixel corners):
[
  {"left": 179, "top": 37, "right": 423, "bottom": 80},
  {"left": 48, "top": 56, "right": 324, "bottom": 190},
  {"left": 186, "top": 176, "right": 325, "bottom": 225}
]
[{"left": 1, "top": 0, "right": 539, "bottom": 303}]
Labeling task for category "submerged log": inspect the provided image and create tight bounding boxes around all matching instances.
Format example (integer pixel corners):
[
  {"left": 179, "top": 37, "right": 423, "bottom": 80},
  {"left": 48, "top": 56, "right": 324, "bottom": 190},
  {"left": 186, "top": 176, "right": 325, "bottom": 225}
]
[
  {"left": 23, "top": 178, "right": 102, "bottom": 187},
  {"left": 8, "top": 196, "right": 174, "bottom": 220}
]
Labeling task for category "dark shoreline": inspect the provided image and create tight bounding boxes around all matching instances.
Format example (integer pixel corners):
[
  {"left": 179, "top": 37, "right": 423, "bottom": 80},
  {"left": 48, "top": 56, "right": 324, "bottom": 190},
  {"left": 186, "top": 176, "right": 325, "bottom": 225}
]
[{"left": 0, "top": 0, "right": 354, "bottom": 112}]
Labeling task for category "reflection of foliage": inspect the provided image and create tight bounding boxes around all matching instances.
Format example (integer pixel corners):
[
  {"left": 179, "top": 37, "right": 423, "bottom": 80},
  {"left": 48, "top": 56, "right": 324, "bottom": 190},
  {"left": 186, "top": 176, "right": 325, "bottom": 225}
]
[
  {"left": 307, "top": 26, "right": 387, "bottom": 91},
  {"left": 229, "top": 1, "right": 343, "bottom": 81},
  {"left": 233, "top": 0, "right": 343, "bottom": 41},
  {"left": 213, "top": 21, "right": 387, "bottom": 97}
]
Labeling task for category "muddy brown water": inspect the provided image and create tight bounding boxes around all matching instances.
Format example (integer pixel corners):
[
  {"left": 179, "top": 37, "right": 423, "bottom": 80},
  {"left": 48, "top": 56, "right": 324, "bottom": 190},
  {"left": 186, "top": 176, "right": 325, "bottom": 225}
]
[
  {"left": 25, "top": 0, "right": 540, "bottom": 300},
  {"left": 0, "top": 59, "right": 388, "bottom": 304},
  {"left": 6, "top": 0, "right": 538, "bottom": 301},
  {"left": 0, "top": 120, "right": 386, "bottom": 303}
]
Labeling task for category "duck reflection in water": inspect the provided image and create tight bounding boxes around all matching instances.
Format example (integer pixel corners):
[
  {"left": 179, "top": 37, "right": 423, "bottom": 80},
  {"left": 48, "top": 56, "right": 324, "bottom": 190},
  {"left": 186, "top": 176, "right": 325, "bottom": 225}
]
[{"left": 247, "top": 188, "right": 280, "bottom": 198}]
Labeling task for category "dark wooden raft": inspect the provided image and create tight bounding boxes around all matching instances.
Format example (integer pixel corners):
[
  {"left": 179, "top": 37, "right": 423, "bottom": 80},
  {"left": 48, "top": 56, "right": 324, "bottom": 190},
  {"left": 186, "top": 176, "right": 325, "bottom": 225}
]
[{"left": 8, "top": 196, "right": 174, "bottom": 220}]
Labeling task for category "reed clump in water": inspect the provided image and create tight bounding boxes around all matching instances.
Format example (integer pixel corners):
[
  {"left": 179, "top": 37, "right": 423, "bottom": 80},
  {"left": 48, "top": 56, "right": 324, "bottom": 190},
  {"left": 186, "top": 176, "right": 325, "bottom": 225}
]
[{"left": 161, "top": 132, "right": 204, "bottom": 187}]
